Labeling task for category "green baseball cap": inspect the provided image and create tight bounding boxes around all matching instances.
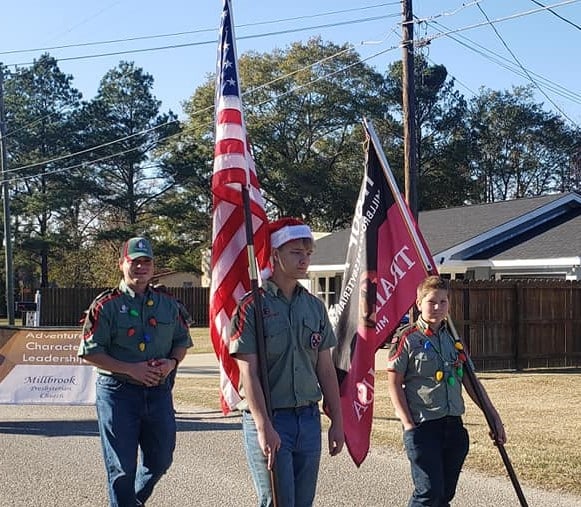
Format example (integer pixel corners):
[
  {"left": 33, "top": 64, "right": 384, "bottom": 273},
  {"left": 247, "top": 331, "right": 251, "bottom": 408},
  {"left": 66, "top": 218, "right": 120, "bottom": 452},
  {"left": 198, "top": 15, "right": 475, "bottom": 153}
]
[{"left": 121, "top": 237, "right": 154, "bottom": 260}]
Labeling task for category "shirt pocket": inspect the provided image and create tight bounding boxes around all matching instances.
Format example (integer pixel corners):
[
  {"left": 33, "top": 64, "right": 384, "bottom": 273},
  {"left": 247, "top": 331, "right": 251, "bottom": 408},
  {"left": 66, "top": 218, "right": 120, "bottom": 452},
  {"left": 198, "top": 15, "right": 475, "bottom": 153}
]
[
  {"left": 263, "top": 318, "right": 288, "bottom": 357},
  {"left": 115, "top": 313, "right": 137, "bottom": 340},
  {"left": 154, "top": 318, "right": 174, "bottom": 342},
  {"left": 302, "top": 317, "right": 323, "bottom": 353},
  {"left": 413, "top": 348, "right": 439, "bottom": 377}
]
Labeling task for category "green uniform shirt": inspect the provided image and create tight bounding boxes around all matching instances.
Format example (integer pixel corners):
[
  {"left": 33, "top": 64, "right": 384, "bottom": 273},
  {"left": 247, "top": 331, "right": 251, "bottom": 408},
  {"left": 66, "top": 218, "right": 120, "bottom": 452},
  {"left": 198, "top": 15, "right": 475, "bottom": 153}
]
[
  {"left": 78, "top": 280, "right": 192, "bottom": 375},
  {"left": 387, "top": 317, "right": 465, "bottom": 424},
  {"left": 230, "top": 279, "right": 337, "bottom": 410}
]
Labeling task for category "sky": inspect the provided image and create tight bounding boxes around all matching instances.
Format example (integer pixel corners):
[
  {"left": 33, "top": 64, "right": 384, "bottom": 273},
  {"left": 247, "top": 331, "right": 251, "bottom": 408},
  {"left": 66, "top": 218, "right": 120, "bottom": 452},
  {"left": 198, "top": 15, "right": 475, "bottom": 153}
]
[{"left": 1, "top": 0, "right": 580, "bottom": 125}]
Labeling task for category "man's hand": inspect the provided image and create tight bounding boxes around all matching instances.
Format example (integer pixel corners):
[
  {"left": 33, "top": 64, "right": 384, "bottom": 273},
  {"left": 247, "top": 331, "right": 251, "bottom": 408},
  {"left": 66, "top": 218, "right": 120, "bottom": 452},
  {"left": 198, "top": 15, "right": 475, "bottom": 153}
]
[
  {"left": 327, "top": 421, "right": 345, "bottom": 456},
  {"left": 127, "top": 361, "right": 164, "bottom": 386},
  {"left": 258, "top": 422, "right": 281, "bottom": 470}
]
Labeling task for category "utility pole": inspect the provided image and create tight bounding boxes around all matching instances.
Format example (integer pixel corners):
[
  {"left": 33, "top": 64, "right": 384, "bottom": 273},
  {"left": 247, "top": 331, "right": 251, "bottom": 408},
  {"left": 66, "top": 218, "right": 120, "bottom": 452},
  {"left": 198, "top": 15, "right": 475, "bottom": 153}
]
[
  {"left": 401, "top": 0, "right": 418, "bottom": 219},
  {"left": 0, "top": 64, "right": 15, "bottom": 325}
]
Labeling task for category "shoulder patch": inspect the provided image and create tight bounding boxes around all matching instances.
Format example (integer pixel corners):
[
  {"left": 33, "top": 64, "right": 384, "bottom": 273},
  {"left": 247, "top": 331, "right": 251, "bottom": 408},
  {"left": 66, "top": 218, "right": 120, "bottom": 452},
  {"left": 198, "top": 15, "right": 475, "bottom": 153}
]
[{"left": 387, "top": 323, "right": 417, "bottom": 360}]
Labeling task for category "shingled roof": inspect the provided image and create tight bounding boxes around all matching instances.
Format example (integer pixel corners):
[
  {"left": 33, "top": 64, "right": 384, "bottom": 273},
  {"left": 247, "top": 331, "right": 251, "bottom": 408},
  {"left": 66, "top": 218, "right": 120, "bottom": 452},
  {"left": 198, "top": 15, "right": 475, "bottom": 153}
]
[{"left": 310, "top": 192, "right": 581, "bottom": 268}]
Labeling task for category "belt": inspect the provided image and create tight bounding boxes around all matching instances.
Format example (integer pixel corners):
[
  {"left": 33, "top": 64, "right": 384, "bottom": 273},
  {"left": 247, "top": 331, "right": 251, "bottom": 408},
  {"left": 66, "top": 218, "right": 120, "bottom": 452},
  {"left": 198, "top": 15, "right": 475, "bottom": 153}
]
[
  {"left": 272, "top": 402, "right": 318, "bottom": 415},
  {"left": 106, "top": 373, "right": 170, "bottom": 387}
]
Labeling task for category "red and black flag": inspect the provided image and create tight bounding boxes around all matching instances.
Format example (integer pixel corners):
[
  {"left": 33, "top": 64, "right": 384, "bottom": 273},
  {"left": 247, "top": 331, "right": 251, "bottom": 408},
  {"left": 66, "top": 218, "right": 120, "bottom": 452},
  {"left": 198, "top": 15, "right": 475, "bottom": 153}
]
[{"left": 332, "top": 119, "right": 435, "bottom": 466}]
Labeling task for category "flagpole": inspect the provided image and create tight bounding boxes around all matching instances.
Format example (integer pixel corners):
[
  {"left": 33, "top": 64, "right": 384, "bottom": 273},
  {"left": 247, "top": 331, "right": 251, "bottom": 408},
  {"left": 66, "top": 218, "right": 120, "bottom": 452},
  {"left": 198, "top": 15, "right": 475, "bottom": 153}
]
[
  {"left": 363, "top": 118, "right": 434, "bottom": 273},
  {"left": 447, "top": 318, "right": 528, "bottom": 507},
  {"left": 214, "top": 1, "right": 278, "bottom": 502},
  {"left": 241, "top": 184, "right": 280, "bottom": 506},
  {"left": 363, "top": 118, "right": 527, "bottom": 505}
]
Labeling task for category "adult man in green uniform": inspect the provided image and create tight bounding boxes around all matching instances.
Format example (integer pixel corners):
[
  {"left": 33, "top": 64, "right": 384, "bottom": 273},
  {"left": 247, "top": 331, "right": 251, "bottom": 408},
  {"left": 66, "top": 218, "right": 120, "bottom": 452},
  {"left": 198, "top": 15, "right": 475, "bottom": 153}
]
[
  {"left": 230, "top": 218, "right": 344, "bottom": 507},
  {"left": 79, "top": 236, "right": 192, "bottom": 507}
]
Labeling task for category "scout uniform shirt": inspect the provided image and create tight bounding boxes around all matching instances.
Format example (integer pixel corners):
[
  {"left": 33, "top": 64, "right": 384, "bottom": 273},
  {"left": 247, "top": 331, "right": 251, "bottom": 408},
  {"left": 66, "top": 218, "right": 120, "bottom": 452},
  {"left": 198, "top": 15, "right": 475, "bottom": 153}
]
[
  {"left": 230, "top": 279, "right": 337, "bottom": 410},
  {"left": 387, "top": 317, "right": 468, "bottom": 424},
  {"left": 78, "top": 280, "right": 192, "bottom": 379}
]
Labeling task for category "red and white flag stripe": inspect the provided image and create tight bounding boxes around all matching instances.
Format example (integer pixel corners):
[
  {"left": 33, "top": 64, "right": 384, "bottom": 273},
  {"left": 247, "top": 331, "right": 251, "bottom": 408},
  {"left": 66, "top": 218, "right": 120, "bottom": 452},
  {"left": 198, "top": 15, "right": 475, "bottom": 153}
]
[{"left": 210, "top": 0, "right": 269, "bottom": 413}]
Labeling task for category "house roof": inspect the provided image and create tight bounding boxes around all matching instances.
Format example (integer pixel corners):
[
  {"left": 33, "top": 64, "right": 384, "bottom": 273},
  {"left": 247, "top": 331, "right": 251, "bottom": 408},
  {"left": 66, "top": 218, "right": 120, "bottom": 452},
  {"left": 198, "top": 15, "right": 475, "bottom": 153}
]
[
  {"left": 310, "top": 191, "right": 581, "bottom": 269},
  {"left": 418, "top": 193, "right": 567, "bottom": 255}
]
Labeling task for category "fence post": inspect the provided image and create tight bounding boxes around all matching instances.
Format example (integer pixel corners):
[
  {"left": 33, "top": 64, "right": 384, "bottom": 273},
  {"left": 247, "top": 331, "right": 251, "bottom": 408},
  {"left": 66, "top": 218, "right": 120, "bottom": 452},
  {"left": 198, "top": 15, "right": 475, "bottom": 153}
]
[
  {"left": 33, "top": 290, "right": 41, "bottom": 327},
  {"left": 513, "top": 282, "right": 521, "bottom": 370},
  {"left": 462, "top": 281, "right": 471, "bottom": 353}
]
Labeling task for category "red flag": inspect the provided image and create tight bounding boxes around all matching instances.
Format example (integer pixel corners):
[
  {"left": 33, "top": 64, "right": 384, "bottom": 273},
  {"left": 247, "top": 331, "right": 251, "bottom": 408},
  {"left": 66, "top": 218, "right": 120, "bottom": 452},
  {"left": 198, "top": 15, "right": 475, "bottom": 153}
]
[
  {"left": 210, "top": 0, "right": 270, "bottom": 414},
  {"left": 333, "top": 119, "right": 436, "bottom": 465}
]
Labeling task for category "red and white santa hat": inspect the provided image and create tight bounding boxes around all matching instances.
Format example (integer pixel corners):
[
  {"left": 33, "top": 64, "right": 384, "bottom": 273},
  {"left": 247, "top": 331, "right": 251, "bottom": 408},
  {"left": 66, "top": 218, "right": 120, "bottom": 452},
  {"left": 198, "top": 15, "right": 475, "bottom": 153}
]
[{"left": 269, "top": 217, "right": 314, "bottom": 248}]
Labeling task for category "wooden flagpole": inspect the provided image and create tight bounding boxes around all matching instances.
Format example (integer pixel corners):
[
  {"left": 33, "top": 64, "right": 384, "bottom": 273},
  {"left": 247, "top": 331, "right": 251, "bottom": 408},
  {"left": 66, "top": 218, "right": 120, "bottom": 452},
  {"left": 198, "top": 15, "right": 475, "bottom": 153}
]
[
  {"left": 447, "top": 318, "right": 528, "bottom": 507},
  {"left": 240, "top": 185, "right": 279, "bottom": 506},
  {"left": 365, "top": 117, "right": 528, "bottom": 506}
]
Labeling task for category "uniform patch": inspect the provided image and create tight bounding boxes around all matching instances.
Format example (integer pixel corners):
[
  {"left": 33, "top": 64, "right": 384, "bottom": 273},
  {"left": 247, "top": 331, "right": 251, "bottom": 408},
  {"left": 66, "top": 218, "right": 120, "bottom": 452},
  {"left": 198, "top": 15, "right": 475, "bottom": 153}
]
[{"left": 310, "top": 332, "right": 322, "bottom": 349}]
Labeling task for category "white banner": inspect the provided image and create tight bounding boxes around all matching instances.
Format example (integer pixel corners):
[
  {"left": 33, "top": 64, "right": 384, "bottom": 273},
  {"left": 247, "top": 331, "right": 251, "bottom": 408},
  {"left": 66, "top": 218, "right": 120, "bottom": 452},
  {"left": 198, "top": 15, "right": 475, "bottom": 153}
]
[{"left": 0, "top": 327, "right": 96, "bottom": 405}]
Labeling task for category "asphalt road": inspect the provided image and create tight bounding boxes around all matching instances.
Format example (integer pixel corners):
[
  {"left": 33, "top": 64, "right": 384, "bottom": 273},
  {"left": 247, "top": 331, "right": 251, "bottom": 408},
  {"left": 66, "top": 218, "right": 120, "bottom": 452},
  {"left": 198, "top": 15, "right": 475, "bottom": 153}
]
[{"left": 1, "top": 355, "right": 580, "bottom": 506}]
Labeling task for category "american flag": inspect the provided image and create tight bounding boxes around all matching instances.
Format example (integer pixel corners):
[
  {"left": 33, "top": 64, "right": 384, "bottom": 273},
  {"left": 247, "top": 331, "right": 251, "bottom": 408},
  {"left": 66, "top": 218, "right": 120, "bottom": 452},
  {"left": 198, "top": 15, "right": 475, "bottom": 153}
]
[{"left": 210, "top": 0, "right": 270, "bottom": 413}]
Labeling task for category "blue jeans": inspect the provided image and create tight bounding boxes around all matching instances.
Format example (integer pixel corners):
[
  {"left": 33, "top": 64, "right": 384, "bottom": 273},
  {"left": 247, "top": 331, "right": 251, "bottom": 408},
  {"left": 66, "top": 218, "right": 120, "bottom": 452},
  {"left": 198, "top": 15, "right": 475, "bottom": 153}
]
[
  {"left": 242, "top": 405, "right": 322, "bottom": 507},
  {"left": 403, "top": 416, "right": 470, "bottom": 507},
  {"left": 95, "top": 374, "right": 176, "bottom": 507}
]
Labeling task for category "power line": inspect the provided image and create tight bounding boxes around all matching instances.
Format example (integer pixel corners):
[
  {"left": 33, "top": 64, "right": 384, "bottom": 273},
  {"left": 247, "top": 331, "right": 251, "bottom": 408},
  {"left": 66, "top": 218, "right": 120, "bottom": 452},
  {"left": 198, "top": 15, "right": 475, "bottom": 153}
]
[
  {"left": 6, "top": 38, "right": 398, "bottom": 179},
  {"left": 413, "top": 0, "right": 581, "bottom": 46},
  {"left": 1, "top": 2, "right": 400, "bottom": 56},
  {"left": 476, "top": 3, "right": 577, "bottom": 125},
  {"left": 529, "top": 0, "right": 581, "bottom": 30},
  {"left": 6, "top": 12, "right": 401, "bottom": 67},
  {"left": 2, "top": 9, "right": 392, "bottom": 143},
  {"left": 6, "top": 1, "right": 581, "bottom": 179},
  {"left": 429, "top": 19, "right": 581, "bottom": 105}
]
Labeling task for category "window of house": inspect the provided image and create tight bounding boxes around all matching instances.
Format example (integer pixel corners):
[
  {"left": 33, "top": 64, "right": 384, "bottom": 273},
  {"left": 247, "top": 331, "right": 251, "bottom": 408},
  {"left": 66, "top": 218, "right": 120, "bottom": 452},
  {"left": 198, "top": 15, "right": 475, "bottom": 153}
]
[{"left": 315, "top": 275, "right": 340, "bottom": 308}]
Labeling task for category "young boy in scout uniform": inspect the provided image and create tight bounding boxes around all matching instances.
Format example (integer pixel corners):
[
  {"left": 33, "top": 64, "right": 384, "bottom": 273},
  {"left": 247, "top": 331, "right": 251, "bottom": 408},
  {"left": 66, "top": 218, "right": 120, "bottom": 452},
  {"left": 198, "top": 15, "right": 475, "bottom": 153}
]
[
  {"left": 230, "top": 218, "right": 344, "bottom": 507},
  {"left": 79, "top": 237, "right": 192, "bottom": 507},
  {"left": 387, "top": 276, "right": 506, "bottom": 507}
]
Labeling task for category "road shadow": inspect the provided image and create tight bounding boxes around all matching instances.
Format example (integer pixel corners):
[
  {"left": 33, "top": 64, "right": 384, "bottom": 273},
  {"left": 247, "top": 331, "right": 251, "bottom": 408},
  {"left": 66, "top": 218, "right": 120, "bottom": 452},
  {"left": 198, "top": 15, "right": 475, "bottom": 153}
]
[
  {"left": 178, "top": 366, "right": 219, "bottom": 376},
  {"left": 176, "top": 412, "right": 241, "bottom": 432},
  {"left": 0, "top": 412, "right": 241, "bottom": 437},
  {"left": 0, "top": 419, "right": 99, "bottom": 437}
]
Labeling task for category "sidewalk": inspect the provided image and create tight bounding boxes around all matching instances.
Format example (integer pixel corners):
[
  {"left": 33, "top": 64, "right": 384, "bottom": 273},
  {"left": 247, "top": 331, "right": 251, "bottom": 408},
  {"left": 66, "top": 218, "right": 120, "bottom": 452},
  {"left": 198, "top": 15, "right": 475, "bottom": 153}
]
[{"left": 177, "top": 348, "right": 391, "bottom": 378}]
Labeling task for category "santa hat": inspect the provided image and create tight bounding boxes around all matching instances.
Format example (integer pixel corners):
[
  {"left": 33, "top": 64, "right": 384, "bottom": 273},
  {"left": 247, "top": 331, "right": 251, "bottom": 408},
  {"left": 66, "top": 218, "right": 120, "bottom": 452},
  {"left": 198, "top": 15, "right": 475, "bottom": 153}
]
[{"left": 269, "top": 217, "right": 314, "bottom": 248}]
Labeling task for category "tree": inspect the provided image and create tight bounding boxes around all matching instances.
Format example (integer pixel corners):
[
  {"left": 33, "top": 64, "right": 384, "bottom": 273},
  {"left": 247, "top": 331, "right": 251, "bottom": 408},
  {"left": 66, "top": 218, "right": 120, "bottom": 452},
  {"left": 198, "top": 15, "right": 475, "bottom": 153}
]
[
  {"left": 178, "top": 38, "right": 386, "bottom": 231},
  {"left": 4, "top": 54, "right": 82, "bottom": 288},
  {"left": 468, "top": 86, "right": 579, "bottom": 201},
  {"left": 381, "top": 55, "right": 475, "bottom": 210},
  {"left": 80, "top": 61, "right": 180, "bottom": 238}
]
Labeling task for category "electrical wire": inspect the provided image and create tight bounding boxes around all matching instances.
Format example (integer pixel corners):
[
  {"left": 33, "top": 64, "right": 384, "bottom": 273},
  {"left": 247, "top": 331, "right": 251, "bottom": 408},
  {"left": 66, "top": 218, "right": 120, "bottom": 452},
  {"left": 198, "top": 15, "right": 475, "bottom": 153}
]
[
  {"left": 7, "top": 14, "right": 400, "bottom": 67},
  {"left": 413, "top": 0, "right": 581, "bottom": 46},
  {"left": 1, "top": 6, "right": 399, "bottom": 138},
  {"left": 6, "top": 1, "right": 580, "bottom": 180},
  {"left": 529, "top": 0, "right": 581, "bottom": 30},
  {"left": 5, "top": 36, "right": 403, "bottom": 184},
  {"left": 0, "top": 2, "right": 400, "bottom": 56},
  {"left": 428, "top": 19, "right": 581, "bottom": 105},
  {"left": 476, "top": 3, "right": 577, "bottom": 125}
]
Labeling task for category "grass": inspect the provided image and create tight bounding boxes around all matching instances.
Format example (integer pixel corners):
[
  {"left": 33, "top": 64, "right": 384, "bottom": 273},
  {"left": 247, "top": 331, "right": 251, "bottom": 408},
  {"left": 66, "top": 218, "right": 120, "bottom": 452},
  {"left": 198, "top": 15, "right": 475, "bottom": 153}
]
[
  {"left": 188, "top": 327, "right": 215, "bottom": 353},
  {"left": 175, "top": 332, "right": 581, "bottom": 498}
]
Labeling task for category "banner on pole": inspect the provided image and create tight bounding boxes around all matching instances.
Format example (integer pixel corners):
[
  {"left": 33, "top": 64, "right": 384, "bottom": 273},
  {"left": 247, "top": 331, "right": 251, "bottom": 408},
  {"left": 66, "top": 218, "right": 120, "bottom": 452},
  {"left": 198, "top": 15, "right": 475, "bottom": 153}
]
[{"left": 333, "top": 120, "right": 435, "bottom": 466}]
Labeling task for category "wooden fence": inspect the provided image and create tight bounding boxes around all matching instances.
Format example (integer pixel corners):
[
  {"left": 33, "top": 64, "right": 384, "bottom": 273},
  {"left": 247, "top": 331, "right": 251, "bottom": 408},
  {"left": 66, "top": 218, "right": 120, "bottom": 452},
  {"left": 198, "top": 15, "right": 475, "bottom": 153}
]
[
  {"left": 35, "top": 280, "right": 581, "bottom": 370},
  {"left": 448, "top": 280, "right": 581, "bottom": 370},
  {"left": 37, "top": 287, "right": 211, "bottom": 328}
]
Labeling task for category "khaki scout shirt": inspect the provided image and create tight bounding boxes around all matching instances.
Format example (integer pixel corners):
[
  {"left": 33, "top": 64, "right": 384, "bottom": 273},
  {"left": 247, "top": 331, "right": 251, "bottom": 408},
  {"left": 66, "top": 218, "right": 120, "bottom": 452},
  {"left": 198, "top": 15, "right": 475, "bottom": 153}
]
[
  {"left": 78, "top": 280, "right": 192, "bottom": 375},
  {"left": 387, "top": 317, "right": 465, "bottom": 424},
  {"left": 230, "top": 279, "right": 337, "bottom": 410}
]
